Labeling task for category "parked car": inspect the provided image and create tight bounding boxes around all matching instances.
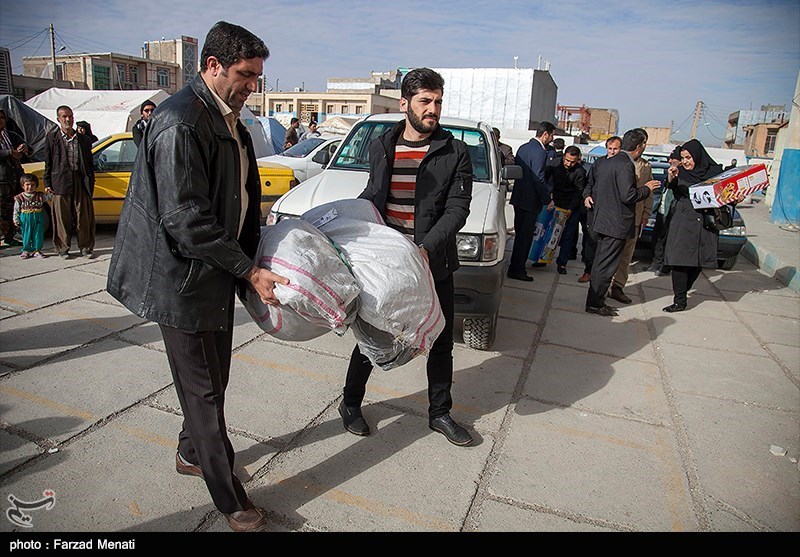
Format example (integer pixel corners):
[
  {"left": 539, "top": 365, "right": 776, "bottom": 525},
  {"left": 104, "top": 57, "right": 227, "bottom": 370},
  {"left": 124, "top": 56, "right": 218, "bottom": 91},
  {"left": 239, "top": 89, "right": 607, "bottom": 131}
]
[
  {"left": 22, "top": 132, "right": 297, "bottom": 224},
  {"left": 259, "top": 136, "right": 342, "bottom": 183},
  {"left": 267, "top": 113, "right": 523, "bottom": 350},
  {"left": 635, "top": 161, "right": 747, "bottom": 270}
]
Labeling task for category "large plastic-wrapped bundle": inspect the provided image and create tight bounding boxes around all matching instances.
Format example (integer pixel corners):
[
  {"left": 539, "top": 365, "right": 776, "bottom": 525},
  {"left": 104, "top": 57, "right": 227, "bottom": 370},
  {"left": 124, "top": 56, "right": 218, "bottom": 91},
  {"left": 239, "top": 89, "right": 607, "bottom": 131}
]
[
  {"left": 240, "top": 218, "right": 361, "bottom": 341},
  {"left": 301, "top": 199, "right": 444, "bottom": 370}
]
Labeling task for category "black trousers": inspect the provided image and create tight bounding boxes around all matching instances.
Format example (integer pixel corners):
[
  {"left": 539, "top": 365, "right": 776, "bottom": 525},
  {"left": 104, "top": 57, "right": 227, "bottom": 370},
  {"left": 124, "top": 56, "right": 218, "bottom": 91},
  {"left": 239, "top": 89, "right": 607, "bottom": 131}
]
[
  {"left": 586, "top": 233, "right": 626, "bottom": 308},
  {"left": 159, "top": 295, "right": 248, "bottom": 515},
  {"left": 344, "top": 274, "right": 455, "bottom": 419},
  {"left": 580, "top": 209, "right": 597, "bottom": 274},
  {"left": 670, "top": 266, "right": 702, "bottom": 306},
  {"left": 509, "top": 205, "right": 541, "bottom": 275},
  {"left": 651, "top": 212, "right": 668, "bottom": 270}
]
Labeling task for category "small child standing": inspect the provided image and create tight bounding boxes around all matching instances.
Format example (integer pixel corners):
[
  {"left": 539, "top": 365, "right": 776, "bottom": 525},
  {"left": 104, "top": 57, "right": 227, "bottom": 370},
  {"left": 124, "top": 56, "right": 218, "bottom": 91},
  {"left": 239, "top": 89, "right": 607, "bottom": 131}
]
[{"left": 13, "top": 173, "right": 51, "bottom": 259}]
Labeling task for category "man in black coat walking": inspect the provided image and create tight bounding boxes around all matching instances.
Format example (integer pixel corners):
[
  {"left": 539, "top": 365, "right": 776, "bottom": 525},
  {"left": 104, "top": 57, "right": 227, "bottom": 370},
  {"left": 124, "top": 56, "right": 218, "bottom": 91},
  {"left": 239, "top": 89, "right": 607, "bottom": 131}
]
[{"left": 582, "top": 129, "right": 659, "bottom": 316}]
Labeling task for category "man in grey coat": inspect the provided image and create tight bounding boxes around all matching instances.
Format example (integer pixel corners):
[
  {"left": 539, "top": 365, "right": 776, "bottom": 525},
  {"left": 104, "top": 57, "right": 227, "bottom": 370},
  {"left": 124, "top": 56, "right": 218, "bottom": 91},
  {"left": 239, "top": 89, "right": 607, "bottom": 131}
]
[{"left": 583, "top": 129, "right": 659, "bottom": 316}]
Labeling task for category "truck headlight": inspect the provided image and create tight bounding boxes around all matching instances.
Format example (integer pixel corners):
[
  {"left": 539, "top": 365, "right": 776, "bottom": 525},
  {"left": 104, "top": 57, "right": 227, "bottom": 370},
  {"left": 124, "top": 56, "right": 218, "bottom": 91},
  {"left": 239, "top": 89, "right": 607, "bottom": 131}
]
[
  {"left": 720, "top": 225, "right": 747, "bottom": 237},
  {"left": 456, "top": 234, "right": 480, "bottom": 261},
  {"left": 456, "top": 233, "right": 500, "bottom": 262}
]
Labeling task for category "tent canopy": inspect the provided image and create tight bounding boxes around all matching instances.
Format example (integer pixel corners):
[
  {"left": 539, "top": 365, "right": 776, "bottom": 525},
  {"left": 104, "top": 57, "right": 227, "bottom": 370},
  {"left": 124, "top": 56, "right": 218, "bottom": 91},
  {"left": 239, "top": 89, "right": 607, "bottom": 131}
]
[
  {"left": 25, "top": 88, "right": 171, "bottom": 142},
  {"left": 0, "top": 94, "right": 58, "bottom": 162},
  {"left": 25, "top": 87, "right": 271, "bottom": 158},
  {"left": 257, "top": 116, "right": 287, "bottom": 156}
]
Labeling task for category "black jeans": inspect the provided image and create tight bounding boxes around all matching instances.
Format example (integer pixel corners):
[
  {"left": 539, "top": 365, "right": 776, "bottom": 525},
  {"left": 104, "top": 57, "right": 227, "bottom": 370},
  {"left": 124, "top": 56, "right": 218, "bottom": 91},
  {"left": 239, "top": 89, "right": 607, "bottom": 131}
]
[
  {"left": 580, "top": 208, "right": 597, "bottom": 274},
  {"left": 670, "top": 265, "right": 702, "bottom": 306},
  {"left": 344, "top": 274, "right": 455, "bottom": 419},
  {"left": 556, "top": 207, "right": 581, "bottom": 267}
]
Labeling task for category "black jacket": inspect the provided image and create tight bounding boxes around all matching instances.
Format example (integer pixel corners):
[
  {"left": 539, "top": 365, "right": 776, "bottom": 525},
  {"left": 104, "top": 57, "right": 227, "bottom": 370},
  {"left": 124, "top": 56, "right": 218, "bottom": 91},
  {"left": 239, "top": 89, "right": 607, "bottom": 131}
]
[
  {"left": 106, "top": 75, "right": 261, "bottom": 331},
  {"left": 0, "top": 129, "right": 26, "bottom": 186},
  {"left": 358, "top": 121, "right": 472, "bottom": 281},
  {"left": 132, "top": 118, "right": 146, "bottom": 147},
  {"left": 551, "top": 162, "right": 587, "bottom": 211},
  {"left": 663, "top": 177, "right": 718, "bottom": 268},
  {"left": 584, "top": 152, "right": 651, "bottom": 240},
  {"left": 44, "top": 128, "right": 94, "bottom": 195}
]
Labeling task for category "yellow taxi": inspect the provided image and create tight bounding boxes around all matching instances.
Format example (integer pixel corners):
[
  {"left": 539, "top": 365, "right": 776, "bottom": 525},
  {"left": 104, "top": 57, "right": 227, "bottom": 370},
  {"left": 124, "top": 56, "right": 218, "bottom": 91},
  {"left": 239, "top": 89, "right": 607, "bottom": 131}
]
[{"left": 22, "top": 132, "right": 297, "bottom": 224}]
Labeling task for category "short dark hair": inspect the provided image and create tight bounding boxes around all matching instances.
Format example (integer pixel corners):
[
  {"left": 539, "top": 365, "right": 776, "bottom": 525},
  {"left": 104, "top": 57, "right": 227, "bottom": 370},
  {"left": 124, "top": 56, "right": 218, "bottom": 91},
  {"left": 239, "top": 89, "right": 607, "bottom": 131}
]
[
  {"left": 140, "top": 100, "right": 156, "bottom": 114},
  {"left": 492, "top": 127, "right": 500, "bottom": 138},
  {"left": 634, "top": 127, "right": 649, "bottom": 141},
  {"left": 564, "top": 145, "right": 581, "bottom": 157},
  {"left": 56, "top": 105, "right": 72, "bottom": 116},
  {"left": 621, "top": 129, "right": 648, "bottom": 151},
  {"left": 401, "top": 68, "right": 444, "bottom": 100},
  {"left": 605, "top": 136, "right": 622, "bottom": 147},
  {"left": 290, "top": 117, "right": 299, "bottom": 124},
  {"left": 20, "top": 173, "right": 38, "bottom": 186},
  {"left": 200, "top": 21, "right": 269, "bottom": 71},
  {"left": 552, "top": 138, "right": 565, "bottom": 149},
  {"left": 535, "top": 121, "right": 555, "bottom": 138}
]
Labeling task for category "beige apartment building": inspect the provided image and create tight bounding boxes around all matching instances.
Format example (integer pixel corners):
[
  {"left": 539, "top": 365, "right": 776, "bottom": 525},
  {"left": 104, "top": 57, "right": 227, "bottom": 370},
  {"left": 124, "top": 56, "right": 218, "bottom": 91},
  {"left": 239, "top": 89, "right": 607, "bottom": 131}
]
[
  {"left": 248, "top": 91, "right": 400, "bottom": 123},
  {"left": 743, "top": 120, "right": 787, "bottom": 158},
  {"left": 23, "top": 53, "right": 181, "bottom": 94},
  {"left": 641, "top": 126, "right": 672, "bottom": 145}
]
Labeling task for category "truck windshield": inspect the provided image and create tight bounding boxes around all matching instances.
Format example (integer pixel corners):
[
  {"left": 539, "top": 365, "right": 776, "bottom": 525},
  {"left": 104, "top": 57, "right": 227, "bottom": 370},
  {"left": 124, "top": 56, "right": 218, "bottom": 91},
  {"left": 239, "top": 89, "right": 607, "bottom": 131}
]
[{"left": 330, "top": 121, "right": 491, "bottom": 182}]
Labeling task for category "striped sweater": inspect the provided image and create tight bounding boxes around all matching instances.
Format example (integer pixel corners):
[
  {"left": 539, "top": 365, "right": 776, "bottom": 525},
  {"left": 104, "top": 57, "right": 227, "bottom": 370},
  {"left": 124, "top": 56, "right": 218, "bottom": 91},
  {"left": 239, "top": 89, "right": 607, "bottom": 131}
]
[{"left": 385, "top": 137, "right": 430, "bottom": 237}]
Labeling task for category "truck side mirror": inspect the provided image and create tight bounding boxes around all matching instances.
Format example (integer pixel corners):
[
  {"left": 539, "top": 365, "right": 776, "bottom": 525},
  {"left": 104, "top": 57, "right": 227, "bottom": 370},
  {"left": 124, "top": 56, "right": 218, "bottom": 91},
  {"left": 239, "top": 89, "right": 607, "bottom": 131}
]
[
  {"left": 501, "top": 165, "right": 522, "bottom": 181},
  {"left": 312, "top": 150, "right": 331, "bottom": 166}
]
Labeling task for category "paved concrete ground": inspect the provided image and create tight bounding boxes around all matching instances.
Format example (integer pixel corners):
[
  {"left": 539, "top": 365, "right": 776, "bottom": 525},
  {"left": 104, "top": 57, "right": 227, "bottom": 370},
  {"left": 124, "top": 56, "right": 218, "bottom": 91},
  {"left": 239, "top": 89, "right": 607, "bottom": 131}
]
[
  {"left": 738, "top": 197, "right": 800, "bottom": 292},
  {"left": 0, "top": 224, "right": 798, "bottom": 533}
]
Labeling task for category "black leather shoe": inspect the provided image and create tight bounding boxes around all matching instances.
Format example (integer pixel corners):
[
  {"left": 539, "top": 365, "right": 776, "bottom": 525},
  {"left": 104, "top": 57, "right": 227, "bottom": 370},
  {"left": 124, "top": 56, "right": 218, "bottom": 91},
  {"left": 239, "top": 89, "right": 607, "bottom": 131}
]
[
  {"left": 225, "top": 507, "right": 268, "bottom": 532},
  {"left": 609, "top": 286, "right": 632, "bottom": 304},
  {"left": 507, "top": 271, "right": 533, "bottom": 282},
  {"left": 662, "top": 303, "right": 687, "bottom": 313},
  {"left": 557, "top": 266, "right": 567, "bottom": 275},
  {"left": 338, "top": 401, "right": 370, "bottom": 436},
  {"left": 429, "top": 414, "right": 473, "bottom": 446},
  {"left": 585, "top": 305, "right": 617, "bottom": 317},
  {"left": 175, "top": 452, "right": 203, "bottom": 479}
]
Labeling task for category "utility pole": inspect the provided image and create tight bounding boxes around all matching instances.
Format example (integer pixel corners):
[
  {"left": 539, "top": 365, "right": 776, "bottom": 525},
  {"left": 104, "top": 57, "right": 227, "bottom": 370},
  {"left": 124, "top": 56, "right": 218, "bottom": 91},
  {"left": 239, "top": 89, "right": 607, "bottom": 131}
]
[
  {"left": 690, "top": 100, "right": 702, "bottom": 139},
  {"left": 50, "top": 23, "right": 57, "bottom": 84}
]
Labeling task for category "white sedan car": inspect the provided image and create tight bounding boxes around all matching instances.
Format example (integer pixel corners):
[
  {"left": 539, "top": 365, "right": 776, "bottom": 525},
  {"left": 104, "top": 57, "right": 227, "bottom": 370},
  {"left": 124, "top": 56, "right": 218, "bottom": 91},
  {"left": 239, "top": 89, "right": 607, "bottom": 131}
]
[{"left": 258, "top": 136, "right": 342, "bottom": 183}]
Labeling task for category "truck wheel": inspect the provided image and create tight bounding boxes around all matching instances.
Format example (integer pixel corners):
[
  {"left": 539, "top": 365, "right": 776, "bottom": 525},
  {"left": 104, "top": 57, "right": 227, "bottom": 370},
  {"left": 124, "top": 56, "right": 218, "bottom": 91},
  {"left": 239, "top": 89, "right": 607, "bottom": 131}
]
[
  {"left": 717, "top": 256, "right": 737, "bottom": 270},
  {"left": 463, "top": 315, "right": 497, "bottom": 350}
]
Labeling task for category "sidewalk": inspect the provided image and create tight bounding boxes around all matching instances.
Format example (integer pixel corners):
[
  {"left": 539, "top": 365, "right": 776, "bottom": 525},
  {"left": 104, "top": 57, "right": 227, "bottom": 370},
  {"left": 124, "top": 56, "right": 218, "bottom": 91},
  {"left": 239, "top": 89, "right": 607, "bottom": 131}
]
[
  {"left": 738, "top": 196, "right": 800, "bottom": 292},
  {"left": 0, "top": 227, "right": 798, "bottom": 534}
]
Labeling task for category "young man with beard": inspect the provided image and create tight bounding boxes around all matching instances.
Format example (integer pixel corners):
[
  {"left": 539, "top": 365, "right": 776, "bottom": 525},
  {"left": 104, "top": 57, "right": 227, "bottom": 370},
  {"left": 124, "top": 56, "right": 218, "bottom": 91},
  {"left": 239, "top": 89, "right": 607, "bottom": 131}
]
[
  {"left": 338, "top": 67, "right": 475, "bottom": 446},
  {"left": 551, "top": 145, "right": 587, "bottom": 274},
  {"left": 131, "top": 99, "right": 156, "bottom": 147}
]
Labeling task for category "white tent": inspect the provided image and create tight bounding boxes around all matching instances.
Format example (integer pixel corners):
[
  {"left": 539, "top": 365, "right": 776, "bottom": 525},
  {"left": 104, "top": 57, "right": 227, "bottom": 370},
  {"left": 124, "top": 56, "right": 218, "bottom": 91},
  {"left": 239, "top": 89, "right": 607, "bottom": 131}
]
[
  {"left": 25, "top": 88, "right": 271, "bottom": 157},
  {"left": 26, "top": 88, "right": 171, "bottom": 142}
]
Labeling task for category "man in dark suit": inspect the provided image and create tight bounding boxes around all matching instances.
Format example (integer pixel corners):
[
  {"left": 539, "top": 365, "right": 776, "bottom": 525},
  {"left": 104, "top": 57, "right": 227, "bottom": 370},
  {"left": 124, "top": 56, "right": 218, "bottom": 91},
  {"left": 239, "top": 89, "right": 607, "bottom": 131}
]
[
  {"left": 507, "top": 121, "right": 555, "bottom": 281},
  {"left": 583, "top": 129, "right": 659, "bottom": 316}
]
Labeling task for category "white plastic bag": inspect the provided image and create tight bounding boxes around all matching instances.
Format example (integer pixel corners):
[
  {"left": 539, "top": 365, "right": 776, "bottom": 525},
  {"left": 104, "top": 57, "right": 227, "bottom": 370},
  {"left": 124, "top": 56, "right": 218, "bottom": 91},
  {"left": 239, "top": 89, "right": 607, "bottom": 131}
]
[
  {"left": 240, "top": 219, "right": 361, "bottom": 340},
  {"left": 302, "top": 199, "right": 444, "bottom": 370}
]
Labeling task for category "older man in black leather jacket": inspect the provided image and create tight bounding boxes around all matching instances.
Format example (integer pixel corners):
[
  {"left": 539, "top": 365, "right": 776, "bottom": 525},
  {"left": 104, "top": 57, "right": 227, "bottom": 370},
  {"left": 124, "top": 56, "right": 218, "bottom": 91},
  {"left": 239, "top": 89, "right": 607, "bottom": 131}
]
[{"left": 107, "top": 22, "right": 287, "bottom": 532}]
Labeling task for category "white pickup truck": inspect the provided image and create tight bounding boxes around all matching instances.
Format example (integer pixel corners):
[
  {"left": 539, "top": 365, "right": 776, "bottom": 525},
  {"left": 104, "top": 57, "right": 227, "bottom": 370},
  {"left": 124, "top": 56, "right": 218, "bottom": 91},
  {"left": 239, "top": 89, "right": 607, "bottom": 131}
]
[{"left": 266, "top": 113, "right": 521, "bottom": 350}]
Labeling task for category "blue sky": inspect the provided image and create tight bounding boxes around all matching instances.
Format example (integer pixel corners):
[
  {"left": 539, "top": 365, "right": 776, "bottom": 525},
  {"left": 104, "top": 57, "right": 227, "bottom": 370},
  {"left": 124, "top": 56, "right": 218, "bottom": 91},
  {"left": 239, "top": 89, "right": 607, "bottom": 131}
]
[{"left": 2, "top": 0, "right": 798, "bottom": 147}]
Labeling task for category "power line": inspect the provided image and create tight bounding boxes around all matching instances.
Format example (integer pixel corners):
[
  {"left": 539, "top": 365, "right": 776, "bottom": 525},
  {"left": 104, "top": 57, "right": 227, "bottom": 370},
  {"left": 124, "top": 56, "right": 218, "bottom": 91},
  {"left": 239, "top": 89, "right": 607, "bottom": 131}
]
[{"left": 0, "top": 27, "right": 48, "bottom": 50}]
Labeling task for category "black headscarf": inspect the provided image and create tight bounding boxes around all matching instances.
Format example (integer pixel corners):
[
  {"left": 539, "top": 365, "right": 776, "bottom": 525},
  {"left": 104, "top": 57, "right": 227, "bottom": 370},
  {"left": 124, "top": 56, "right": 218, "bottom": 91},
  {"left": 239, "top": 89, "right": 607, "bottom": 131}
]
[{"left": 678, "top": 139, "right": 723, "bottom": 183}]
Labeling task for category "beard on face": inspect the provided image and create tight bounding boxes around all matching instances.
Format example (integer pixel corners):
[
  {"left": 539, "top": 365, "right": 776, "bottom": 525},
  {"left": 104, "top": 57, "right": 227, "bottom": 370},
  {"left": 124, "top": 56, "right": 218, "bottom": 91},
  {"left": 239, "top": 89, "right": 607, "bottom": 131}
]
[{"left": 406, "top": 106, "right": 438, "bottom": 135}]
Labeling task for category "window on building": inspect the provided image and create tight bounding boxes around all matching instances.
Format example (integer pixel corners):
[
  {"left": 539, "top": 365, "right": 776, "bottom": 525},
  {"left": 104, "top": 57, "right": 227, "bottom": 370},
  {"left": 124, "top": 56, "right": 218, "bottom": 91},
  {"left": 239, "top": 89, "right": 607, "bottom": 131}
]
[
  {"left": 93, "top": 65, "right": 110, "bottom": 89},
  {"left": 342, "top": 105, "right": 349, "bottom": 114},
  {"left": 157, "top": 68, "right": 169, "bottom": 88},
  {"left": 355, "top": 105, "right": 363, "bottom": 114},
  {"left": 275, "top": 103, "right": 282, "bottom": 112},
  {"left": 327, "top": 104, "right": 334, "bottom": 113},
  {"left": 130, "top": 66, "right": 138, "bottom": 84},
  {"left": 765, "top": 131, "right": 778, "bottom": 154},
  {"left": 116, "top": 64, "right": 126, "bottom": 85},
  {"left": 55, "top": 63, "right": 65, "bottom": 81},
  {"left": 13, "top": 87, "right": 25, "bottom": 100},
  {"left": 288, "top": 104, "right": 294, "bottom": 113}
]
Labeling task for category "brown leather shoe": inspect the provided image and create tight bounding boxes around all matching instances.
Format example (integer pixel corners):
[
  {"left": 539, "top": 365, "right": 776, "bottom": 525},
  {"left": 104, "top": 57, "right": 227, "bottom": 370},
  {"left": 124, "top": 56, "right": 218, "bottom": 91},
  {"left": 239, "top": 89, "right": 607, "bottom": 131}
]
[
  {"left": 609, "top": 286, "right": 632, "bottom": 304},
  {"left": 225, "top": 506, "right": 268, "bottom": 532},
  {"left": 175, "top": 452, "right": 203, "bottom": 479},
  {"left": 578, "top": 272, "right": 591, "bottom": 283}
]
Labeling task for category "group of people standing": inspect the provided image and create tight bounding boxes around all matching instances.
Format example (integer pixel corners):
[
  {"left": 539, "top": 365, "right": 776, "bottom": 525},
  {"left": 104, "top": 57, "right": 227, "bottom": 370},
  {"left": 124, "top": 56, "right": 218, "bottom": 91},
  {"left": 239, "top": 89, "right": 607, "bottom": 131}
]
[{"left": 507, "top": 123, "right": 728, "bottom": 315}]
